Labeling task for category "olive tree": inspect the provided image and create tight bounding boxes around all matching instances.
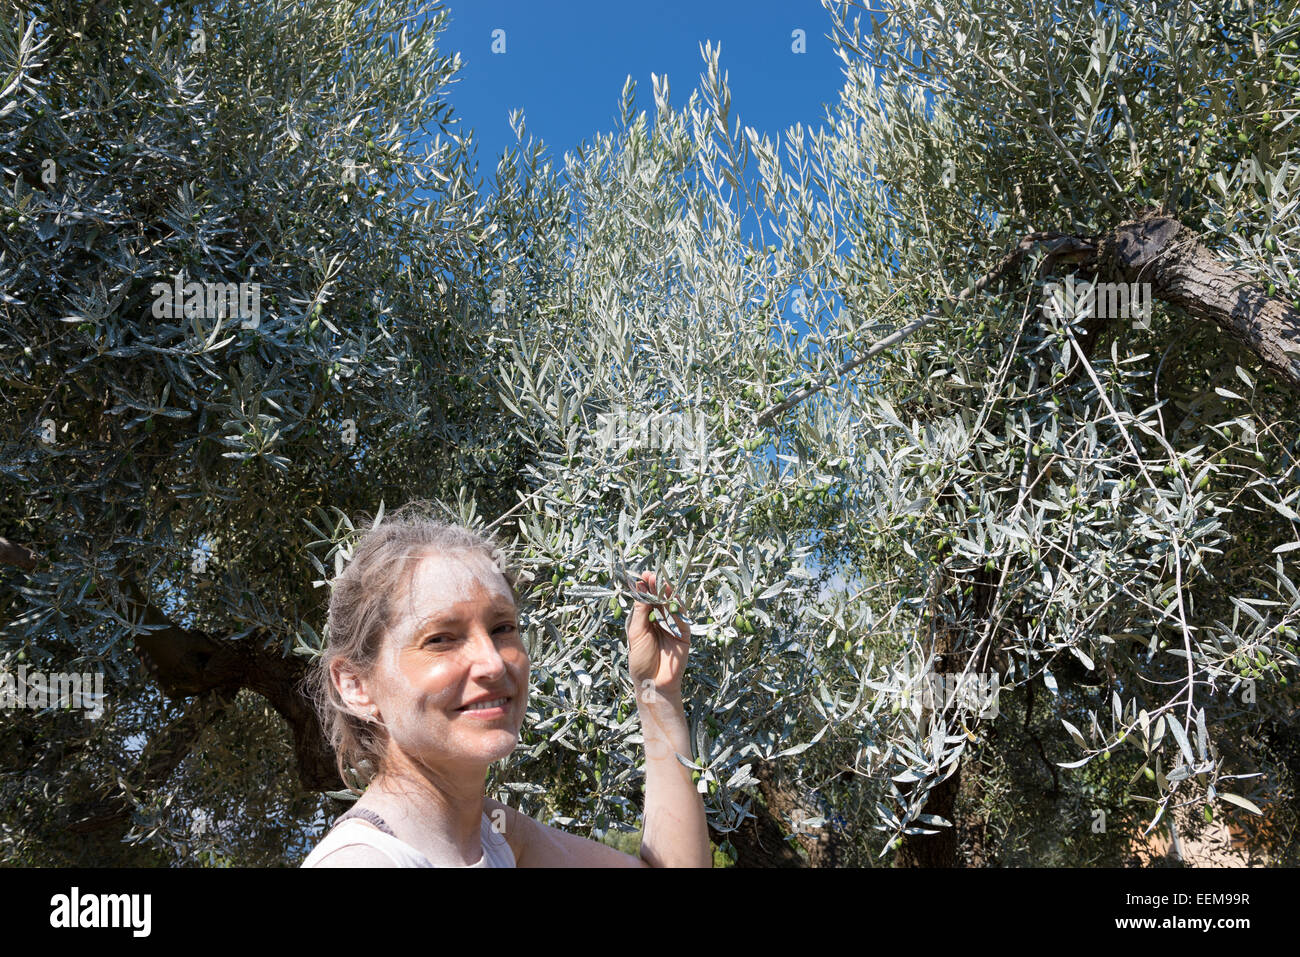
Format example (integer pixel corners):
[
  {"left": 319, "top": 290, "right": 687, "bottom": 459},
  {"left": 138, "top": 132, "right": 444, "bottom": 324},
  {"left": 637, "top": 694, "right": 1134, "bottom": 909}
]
[
  {"left": 6, "top": 0, "right": 1298, "bottom": 869},
  {"left": 806, "top": 0, "right": 1300, "bottom": 864},
  {"left": 471, "top": 0, "right": 1300, "bottom": 866},
  {"left": 0, "top": 0, "right": 521, "bottom": 864}
]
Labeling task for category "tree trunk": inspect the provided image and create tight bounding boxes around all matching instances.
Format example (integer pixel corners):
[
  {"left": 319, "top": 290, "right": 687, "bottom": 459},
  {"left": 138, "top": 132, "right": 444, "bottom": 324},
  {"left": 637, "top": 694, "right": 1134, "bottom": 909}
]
[
  {"left": 713, "top": 759, "right": 848, "bottom": 866},
  {"left": 897, "top": 535, "right": 1001, "bottom": 867}
]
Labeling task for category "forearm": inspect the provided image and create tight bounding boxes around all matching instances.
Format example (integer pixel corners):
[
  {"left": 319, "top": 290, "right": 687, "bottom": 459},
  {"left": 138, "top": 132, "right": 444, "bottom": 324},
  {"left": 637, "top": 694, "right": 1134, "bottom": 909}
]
[{"left": 636, "top": 689, "right": 711, "bottom": 867}]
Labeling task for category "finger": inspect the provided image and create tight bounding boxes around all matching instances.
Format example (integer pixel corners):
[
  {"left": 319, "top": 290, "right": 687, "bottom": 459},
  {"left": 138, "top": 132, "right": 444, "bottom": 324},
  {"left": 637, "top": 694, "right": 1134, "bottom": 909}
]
[
  {"left": 629, "top": 572, "right": 650, "bottom": 608},
  {"left": 628, "top": 589, "right": 652, "bottom": 634},
  {"left": 658, "top": 587, "right": 688, "bottom": 635}
]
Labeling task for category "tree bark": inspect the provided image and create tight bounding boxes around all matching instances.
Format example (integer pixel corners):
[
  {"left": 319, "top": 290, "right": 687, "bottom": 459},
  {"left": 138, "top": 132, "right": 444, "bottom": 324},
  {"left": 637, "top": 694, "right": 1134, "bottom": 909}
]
[
  {"left": 0, "top": 537, "right": 39, "bottom": 570},
  {"left": 711, "top": 759, "right": 848, "bottom": 866},
  {"left": 1098, "top": 209, "right": 1300, "bottom": 387}
]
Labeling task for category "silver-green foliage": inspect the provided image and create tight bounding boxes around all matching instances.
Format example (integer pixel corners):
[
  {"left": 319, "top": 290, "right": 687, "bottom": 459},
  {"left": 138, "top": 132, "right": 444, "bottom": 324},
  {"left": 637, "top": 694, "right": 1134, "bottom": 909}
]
[
  {"left": 814, "top": 0, "right": 1300, "bottom": 854},
  {"left": 474, "top": 0, "right": 1300, "bottom": 858},
  {"left": 0, "top": 0, "right": 500, "bottom": 864}
]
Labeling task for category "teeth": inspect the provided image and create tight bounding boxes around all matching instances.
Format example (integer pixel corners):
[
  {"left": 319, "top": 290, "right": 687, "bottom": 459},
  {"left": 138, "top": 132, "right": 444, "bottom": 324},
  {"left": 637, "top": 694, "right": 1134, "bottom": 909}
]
[{"left": 463, "top": 697, "right": 508, "bottom": 711}]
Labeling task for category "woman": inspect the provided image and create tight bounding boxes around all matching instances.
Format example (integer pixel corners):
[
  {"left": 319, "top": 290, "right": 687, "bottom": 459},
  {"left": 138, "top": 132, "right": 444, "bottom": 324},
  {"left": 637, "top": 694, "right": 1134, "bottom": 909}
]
[{"left": 301, "top": 505, "right": 711, "bottom": 867}]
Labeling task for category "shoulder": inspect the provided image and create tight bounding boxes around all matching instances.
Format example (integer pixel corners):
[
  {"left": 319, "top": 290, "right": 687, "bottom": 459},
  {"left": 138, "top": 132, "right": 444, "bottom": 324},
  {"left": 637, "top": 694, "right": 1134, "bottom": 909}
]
[
  {"left": 302, "top": 841, "right": 401, "bottom": 868},
  {"left": 482, "top": 796, "right": 533, "bottom": 864},
  {"left": 301, "top": 818, "right": 409, "bottom": 868},
  {"left": 482, "top": 797, "right": 645, "bottom": 868}
]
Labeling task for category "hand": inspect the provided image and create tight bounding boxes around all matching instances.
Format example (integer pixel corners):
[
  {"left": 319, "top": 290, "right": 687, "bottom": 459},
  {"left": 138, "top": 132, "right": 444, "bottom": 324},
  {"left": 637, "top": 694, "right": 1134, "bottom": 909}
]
[{"left": 626, "top": 571, "right": 690, "bottom": 706}]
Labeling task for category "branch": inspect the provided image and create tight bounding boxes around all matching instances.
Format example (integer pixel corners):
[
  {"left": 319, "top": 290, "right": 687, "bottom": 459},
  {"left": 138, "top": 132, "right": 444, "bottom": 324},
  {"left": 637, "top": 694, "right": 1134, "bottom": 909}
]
[
  {"left": 756, "top": 232, "right": 1081, "bottom": 426},
  {"left": 759, "top": 210, "right": 1300, "bottom": 425},
  {"left": 1099, "top": 210, "right": 1300, "bottom": 388},
  {"left": 67, "top": 689, "right": 235, "bottom": 835},
  {"left": 0, "top": 537, "right": 38, "bottom": 570},
  {"left": 113, "top": 568, "right": 341, "bottom": 791}
]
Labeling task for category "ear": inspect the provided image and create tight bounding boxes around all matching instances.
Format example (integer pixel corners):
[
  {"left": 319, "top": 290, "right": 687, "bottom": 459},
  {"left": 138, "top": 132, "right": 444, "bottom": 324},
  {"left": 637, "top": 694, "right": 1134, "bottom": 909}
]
[{"left": 331, "top": 659, "right": 378, "bottom": 720}]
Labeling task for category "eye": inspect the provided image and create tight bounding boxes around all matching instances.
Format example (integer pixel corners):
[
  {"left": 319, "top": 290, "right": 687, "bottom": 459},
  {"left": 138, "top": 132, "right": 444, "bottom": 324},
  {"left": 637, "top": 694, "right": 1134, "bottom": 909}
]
[{"left": 421, "top": 633, "right": 451, "bottom": 647}]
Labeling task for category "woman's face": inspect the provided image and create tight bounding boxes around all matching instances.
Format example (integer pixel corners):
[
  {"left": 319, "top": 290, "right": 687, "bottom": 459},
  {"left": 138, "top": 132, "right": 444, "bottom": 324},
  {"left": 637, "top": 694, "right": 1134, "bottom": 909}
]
[{"left": 368, "top": 549, "right": 530, "bottom": 774}]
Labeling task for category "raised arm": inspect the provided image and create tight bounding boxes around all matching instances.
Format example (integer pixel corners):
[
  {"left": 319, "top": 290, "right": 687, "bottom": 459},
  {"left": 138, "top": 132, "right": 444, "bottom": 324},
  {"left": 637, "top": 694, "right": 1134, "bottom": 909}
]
[
  {"left": 493, "top": 571, "right": 710, "bottom": 868},
  {"left": 625, "top": 572, "right": 711, "bottom": 867}
]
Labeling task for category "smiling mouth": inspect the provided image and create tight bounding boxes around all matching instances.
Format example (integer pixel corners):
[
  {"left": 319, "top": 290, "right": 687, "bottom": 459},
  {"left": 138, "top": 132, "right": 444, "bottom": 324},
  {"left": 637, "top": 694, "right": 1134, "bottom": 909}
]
[{"left": 459, "top": 697, "right": 510, "bottom": 712}]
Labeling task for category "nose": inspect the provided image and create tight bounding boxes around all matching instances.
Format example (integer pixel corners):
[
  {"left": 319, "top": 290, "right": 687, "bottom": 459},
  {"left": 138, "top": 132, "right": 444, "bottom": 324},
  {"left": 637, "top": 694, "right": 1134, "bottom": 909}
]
[{"left": 465, "top": 627, "right": 508, "bottom": 682}]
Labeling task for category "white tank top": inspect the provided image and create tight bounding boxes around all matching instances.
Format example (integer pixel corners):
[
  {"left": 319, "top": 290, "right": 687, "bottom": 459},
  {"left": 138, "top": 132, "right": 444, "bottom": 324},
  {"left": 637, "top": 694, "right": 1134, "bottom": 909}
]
[{"left": 301, "top": 808, "right": 515, "bottom": 868}]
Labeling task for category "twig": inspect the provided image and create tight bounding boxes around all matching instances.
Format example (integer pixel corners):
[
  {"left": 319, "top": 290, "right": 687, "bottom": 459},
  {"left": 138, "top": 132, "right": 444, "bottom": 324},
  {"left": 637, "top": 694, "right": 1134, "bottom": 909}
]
[{"left": 756, "top": 233, "right": 1076, "bottom": 425}]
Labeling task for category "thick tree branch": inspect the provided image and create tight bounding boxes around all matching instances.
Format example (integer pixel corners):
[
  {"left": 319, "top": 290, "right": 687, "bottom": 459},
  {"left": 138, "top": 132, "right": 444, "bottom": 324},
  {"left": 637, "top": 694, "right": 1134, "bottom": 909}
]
[
  {"left": 1099, "top": 209, "right": 1300, "bottom": 387},
  {"left": 0, "top": 537, "right": 39, "bottom": 570},
  {"left": 110, "top": 569, "right": 341, "bottom": 791},
  {"left": 759, "top": 210, "right": 1300, "bottom": 425}
]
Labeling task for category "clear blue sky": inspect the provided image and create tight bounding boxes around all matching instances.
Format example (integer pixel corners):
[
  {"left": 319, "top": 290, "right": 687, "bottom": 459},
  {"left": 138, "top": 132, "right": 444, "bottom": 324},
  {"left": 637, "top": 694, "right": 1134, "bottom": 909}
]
[
  {"left": 432, "top": 0, "right": 850, "bottom": 198},
  {"left": 423, "top": 0, "right": 862, "bottom": 381}
]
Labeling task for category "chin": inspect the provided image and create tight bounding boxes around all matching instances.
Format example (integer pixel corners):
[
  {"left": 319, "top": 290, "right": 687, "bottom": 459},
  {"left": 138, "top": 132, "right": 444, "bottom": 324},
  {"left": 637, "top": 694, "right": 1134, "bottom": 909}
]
[{"left": 481, "top": 730, "right": 519, "bottom": 762}]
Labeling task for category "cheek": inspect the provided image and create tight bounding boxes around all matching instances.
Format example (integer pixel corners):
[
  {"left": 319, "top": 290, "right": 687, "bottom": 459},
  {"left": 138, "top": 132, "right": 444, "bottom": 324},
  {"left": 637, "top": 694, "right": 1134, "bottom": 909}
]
[
  {"left": 398, "top": 660, "right": 461, "bottom": 710},
  {"left": 512, "top": 647, "right": 531, "bottom": 679},
  {"left": 506, "top": 647, "right": 530, "bottom": 692}
]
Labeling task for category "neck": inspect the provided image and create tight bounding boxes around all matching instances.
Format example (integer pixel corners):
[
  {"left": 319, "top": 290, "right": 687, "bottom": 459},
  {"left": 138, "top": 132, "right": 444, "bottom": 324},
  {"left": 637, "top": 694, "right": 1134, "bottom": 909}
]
[{"left": 361, "top": 753, "right": 489, "bottom": 865}]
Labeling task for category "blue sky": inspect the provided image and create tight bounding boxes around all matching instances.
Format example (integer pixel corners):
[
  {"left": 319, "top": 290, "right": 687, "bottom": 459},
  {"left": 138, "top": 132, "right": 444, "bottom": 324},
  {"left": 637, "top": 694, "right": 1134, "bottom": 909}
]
[
  {"left": 426, "top": 0, "right": 863, "bottom": 385},
  {"left": 432, "top": 0, "right": 850, "bottom": 198}
]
